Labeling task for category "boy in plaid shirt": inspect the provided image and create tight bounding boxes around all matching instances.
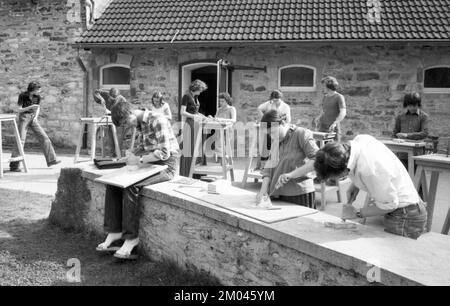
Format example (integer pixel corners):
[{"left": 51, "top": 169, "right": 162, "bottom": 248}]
[{"left": 96, "top": 101, "right": 179, "bottom": 259}]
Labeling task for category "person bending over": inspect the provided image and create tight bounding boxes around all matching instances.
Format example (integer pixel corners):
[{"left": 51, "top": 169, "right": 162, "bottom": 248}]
[
  {"left": 256, "top": 110, "right": 319, "bottom": 209},
  {"left": 279, "top": 135, "right": 427, "bottom": 239}
]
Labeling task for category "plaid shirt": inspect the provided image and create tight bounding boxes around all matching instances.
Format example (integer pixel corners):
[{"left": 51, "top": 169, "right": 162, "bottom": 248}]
[{"left": 133, "top": 110, "right": 179, "bottom": 160}]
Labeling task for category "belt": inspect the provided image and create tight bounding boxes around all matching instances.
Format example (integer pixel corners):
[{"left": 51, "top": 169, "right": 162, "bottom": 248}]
[{"left": 397, "top": 202, "right": 425, "bottom": 213}]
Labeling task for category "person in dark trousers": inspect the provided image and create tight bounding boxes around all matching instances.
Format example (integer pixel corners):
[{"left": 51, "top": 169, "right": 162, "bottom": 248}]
[
  {"left": 96, "top": 101, "right": 179, "bottom": 259},
  {"left": 392, "top": 92, "right": 430, "bottom": 170},
  {"left": 9, "top": 82, "right": 60, "bottom": 172},
  {"left": 179, "top": 79, "right": 208, "bottom": 177}
]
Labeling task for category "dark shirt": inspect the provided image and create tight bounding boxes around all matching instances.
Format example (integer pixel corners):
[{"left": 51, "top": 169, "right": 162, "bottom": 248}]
[
  {"left": 181, "top": 91, "right": 200, "bottom": 115},
  {"left": 392, "top": 110, "right": 429, "bottom": 140},
  {"left": 262, "top": 125, "right": 319, "bottom": 196},
  {"left": 319, "top": 92, "right": 346, "bottom": 130},
  {"left": 18, "top": 91, "right": 41, "bottom": 114},
  {"left": 94, "top": 90, "right": 127, "bottom": 110}
]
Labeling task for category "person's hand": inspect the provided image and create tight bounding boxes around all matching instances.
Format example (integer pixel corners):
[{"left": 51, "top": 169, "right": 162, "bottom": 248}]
[
  {"left": 329, "top": 122, "right": 337, "bottom": 132},
  {"left": 396, "top": 133, "right": 408, "bottom": 139},
  {"left": 341, "top": 204, "right": 358, "bottom": 220},
  {"left": 278, "top": 173, "right": 292, "bottom": 187},
  {"left": 125, "top": 152, "right": 140, "bottom": 166},
  {"left": 256, "top": 192, "right": 267, "bottom": 204},
  {"left": 346, "top": 183, "right": 360, "bottom": 204}
]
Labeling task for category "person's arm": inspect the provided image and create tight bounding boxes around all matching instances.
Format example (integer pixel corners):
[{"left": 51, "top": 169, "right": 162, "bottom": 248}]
[
  {"left": 285, "top": 104, "right": 292, "bottom": 124},
  {"left": 405, "top": 114, "right": 429, "bottom": 140},
  {"left": 93, "top": 90, "right": 110, "bottom": 114},
  {"left": 163, "top": 104, "right": 173, "bottom": 121},
  {"left": 257, "top": 102, "right": 267, "bottom": 121},
  {"left": 392, "top": 115, "right": 401, "bottom": 138},
  {"left": 330, "top": 95, "right": 346, "bottom": 131},
  {"left": 17, "top": 105, "right": 39, "bottom": 113},
  {"left": 32, "top": 105, "right": 40, "bottom": 122},
  {"left": 180, "top": 105, "right": 201, "bottom": 120}
]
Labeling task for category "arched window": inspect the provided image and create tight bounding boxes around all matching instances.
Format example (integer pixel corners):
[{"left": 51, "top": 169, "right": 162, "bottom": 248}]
[
  {"left": 100, "top": 64, "right": 131, "bottom": 90},
  {"left": 279, "top": 65, "right": 316, "bottom": 92},
  {"left": 424, "top": 66, "right": 450, "bottom": 93}
]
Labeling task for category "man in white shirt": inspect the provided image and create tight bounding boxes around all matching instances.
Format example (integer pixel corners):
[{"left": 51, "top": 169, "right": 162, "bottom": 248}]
[{"left": 278, "top": 135, "right": 427, "bottom": 239}]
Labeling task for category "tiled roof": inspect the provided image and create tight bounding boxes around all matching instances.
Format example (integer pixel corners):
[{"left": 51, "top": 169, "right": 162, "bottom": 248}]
[{"left": 76, "top": 0, "right": 450, "bottom": 46}]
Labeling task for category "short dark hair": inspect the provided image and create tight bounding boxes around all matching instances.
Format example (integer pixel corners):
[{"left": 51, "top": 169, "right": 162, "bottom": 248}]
[
  {"left": 403, "top": 92, "right": 422, "bottom": 108},
  {"left": 218, "top": 92, "right": 232, "bottom": 105},
  {"left": 321, "top": 76, "right": 339, "bottom": 91},
  {"left": 111, "top": 101, "right": 132, "bottom": 126},
  {"left": 27, "top": 81, "right": 41, "bottom": 92},
  {"left": 270, "top": 90, "right": 283, "bottom": 100},
  {"left": 260, "top": 109, "right": 287, "bottom": 129},
  {"left": 314, "top": 142, "right": 350, "bottom": 181},
  {"left": 189, "top": 79, "right": 208, "bottom": 93}
]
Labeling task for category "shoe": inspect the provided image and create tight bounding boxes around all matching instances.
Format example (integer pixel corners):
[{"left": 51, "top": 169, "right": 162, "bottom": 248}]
[{"left": 48, "top": 160, "right": 62, "bottom": 167}]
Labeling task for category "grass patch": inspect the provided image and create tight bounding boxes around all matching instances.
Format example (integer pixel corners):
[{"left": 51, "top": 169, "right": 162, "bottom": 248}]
[{"left": 0, "top": 188, "right": 220, "bottom": 286}]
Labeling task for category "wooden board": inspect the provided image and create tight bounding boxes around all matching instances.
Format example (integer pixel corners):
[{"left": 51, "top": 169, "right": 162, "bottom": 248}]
[
  {"left": 174, "top": 185, "right": 318, "bottom": 224},
  {"left": 94, "top": 164, "right": 167, "bottom": 188}
]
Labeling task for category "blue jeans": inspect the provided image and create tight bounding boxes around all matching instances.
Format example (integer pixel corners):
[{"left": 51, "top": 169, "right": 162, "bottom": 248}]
[
  {"left": 384, "top": 202, "right": 427, "bottom": 239},
  {"left": 103, "top": 161, "right": 175, "bottom": 240},
  {"left": 10, "top": 113, "right": 57, "bottom": 169}
]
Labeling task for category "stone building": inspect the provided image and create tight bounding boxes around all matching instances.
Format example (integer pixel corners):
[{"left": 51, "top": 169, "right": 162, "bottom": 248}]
[
  {"left": 0, "top": 0, "right": 111, "bottom": 148},
  {"left": 2, "top": 0, "right": 450, "bottom": 150}
]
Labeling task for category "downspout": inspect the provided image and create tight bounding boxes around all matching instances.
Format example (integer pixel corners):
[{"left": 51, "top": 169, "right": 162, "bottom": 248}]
[{"left": 76, "top": 49, "right": 89, "bottom": 149}]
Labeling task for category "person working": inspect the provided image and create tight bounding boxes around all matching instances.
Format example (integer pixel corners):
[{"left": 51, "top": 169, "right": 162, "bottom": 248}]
[
  {"left": 93, "top": 87, "right": 128, "bottom": 156},
  {"left": 179, "top": 79, "right": 208, "bottom": 177},
  {"left": 149, "top": 91, "right": 172, "bottom": 121},
  {"left": 9, "top": 82, "right": 60, "bottom": 172},
  {"left": 315, "top": 76, "right": 346, "bottom": 140},
  {"left": 256, "top": 110, "right": 319, "bottom": 208},
  {"left": 256, "top": 90, "right": 292, "bottom": 170},
  {"left": 96, "top": 101, "right": 179, "bottom": 259},
  {"left": 278, "top": 135, "right": 427, "bottom": 239},
  {"left": 392, "top": 92, "right": 429, "bottom": 141}
]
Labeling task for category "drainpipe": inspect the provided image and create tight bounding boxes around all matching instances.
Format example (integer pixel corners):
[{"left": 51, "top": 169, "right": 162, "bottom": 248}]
[
  {"left": 76, "top": 49, "right": 89, "bottom": 149},
  {"left": 216, "top": 59, "right": 222, "bottom": 112}
]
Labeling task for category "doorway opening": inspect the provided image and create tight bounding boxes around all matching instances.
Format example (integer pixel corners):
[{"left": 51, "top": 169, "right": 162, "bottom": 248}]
[{"left": 179, "top": 61, "right": 231, "bottom": 120}]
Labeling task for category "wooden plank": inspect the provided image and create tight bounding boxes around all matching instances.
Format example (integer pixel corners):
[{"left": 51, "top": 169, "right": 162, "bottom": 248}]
[{"left": 95, "top": 164, "right": 167, "bottom": 188}]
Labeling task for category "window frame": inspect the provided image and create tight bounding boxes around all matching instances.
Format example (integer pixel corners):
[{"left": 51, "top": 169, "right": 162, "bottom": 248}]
[
  {"left": 99, "top": 64, "right": 131, "bottom": 90},
  {"left": 278, "top": 64, "right": 316, "bottom": 92},
  {"left": 423, "top": 65, "right": 450, "bottom": 94}
]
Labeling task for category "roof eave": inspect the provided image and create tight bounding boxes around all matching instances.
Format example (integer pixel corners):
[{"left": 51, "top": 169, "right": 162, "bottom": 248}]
[{"left": 72, "top": 39, "right": 450, "bottom": 49}]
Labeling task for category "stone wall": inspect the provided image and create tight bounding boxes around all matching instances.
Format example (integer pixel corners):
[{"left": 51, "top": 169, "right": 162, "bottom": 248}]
[
  {"left": 0, "top": 0, "right": 87, "bottom": 149},
  {"left": 89, "top": 43, "right": 450, "bottom": 145}
]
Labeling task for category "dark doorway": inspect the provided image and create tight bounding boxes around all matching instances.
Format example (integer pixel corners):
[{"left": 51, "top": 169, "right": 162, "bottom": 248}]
[{"left": 191, "top": 66, "right": 217, "bottom": 117}]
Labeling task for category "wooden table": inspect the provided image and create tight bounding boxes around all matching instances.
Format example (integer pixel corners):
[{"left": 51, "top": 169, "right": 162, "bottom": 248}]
[
  {"left": 189, "top": 120, "right": 235, "bottom": 180},
  {"left": 74, "top": 116, "right": 121, "bottom": 163},
  {"left": 312, "top": 131, "right": 336, "bottom": 147},
  {"left": 413, "top": 154, "right": 450, "bottom": 234},
  {"left": 380, "top": 139, "right": 427, "bottom": 178},
  {"left": 0, "top": 114, "right": 28, "bottom": 178}
]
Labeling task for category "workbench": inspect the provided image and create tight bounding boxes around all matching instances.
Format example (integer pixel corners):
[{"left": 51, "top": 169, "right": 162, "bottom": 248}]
[
  {"left": 0, "top": 114, "right": 28, "bottom": 178},
  {"left": 413, "top": 154, "right": 450, "bottom": 234},
  {"left": 380, "top": 139, "right": 427, "bottom": 178}
]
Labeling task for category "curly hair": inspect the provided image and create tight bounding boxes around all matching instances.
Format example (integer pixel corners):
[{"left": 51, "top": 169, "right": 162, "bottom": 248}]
[
  {"left": 321, "top": 76, "right": 339, "bottom": 91},
  {"left": 218, "top": 92, "right": 233, "bottom": 106},
  {"left": 189, "top": 79, "right": 208, "bottom": 93},
  {"left": 314, "top": 142, "right": 350, "bottom": 181},
  {"left": 403, "top": 92, "right": 422, "bottom": 108},
  {"left": 111, "top": 100, "right": 132, "bottom": 127},
  {"left": 260, "top": 109, "right": 287, "bottom": 130}
]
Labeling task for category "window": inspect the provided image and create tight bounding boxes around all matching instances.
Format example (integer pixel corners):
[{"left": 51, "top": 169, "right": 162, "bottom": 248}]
[
  {"left": 100, "top": 64, "right": 131, "bottom": 90},
  {"left": 424, "top": 66, "right": 450, "bottom": 93},
  {"left": 279, "top": 65, "right": 316, "bottom": 92}
]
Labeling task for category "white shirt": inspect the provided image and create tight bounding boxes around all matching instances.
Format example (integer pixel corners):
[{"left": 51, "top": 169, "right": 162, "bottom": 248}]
[
  {"left": 347, "top": 135, "right": 421, "bottom": 210},
  {"left": 258, "top": 100, "right": 291, "bottom": 123}
]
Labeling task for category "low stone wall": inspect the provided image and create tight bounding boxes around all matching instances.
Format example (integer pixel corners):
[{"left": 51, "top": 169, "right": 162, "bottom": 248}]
[{"left": 50, "top": 166, "right": 450, "bottom": 286}]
